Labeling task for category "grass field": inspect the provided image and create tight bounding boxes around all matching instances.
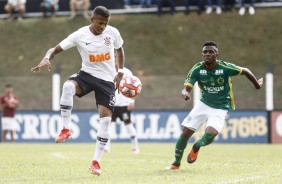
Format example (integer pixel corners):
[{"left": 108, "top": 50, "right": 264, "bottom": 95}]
[{"left": 1, "top": 143, "right": 282, "bottom": 184}]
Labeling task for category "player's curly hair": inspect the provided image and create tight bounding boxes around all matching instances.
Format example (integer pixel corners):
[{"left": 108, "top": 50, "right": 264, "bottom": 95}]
[
  {"left": 92, "top": 6, "right": 110, "bottom": 18},
  {"left": 203, "top": 41, "right": 218, "bottom": 48}
]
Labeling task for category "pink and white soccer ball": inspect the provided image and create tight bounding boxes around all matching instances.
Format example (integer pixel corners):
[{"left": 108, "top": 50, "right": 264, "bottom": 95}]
[{"left": 119, "top": 76, "right": 142, "bottom": 98}]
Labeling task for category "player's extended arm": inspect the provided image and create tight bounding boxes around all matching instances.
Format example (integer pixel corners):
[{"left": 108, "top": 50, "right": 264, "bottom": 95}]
[
  {"left": 114, "top": 47, "right": 125, "bottom": 92},
  {"left": 30, "top": 45, "right": 63, "bottom": 72},
  {"left": 241, "top": 67, "right": 263, "bottom": 89},
  {"left": 181, "top": 85, "right": 193, "bottom": 101}
]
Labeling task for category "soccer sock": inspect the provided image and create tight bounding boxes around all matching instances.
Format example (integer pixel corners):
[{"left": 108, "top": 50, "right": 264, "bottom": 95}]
[
  {"left": 125, "top": 123, "right": 138, "bottom": 150},
  {"left": 93, "top": 117, "right": 111, "bottom": 162},
  {"left": 194, "top": 133, "right": 215, "bottom": 151},
  {"left": 60, "top": 81, "right": 75, "bottom": 129},
  {"left": 174, "top": 136, "right": 188, "bottom": 166},
  {"left": 60, "top": 82, "right": 75, "bottom": 129},
  {"left": 104, "top": 137, "right": 111, "bottom": 151}
]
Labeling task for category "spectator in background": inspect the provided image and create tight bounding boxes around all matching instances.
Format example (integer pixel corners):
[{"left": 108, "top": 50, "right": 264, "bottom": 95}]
[
  {"left": 157, "top": 0, "right": 175, "bottom": 16},
  {"left": 184, "top": 0, "right": 205, "bottom": 15},
  {"left": 4, "top": 0, "right": 26, "bottom": 21},
  {"left": 222, "top": 0, "right": 235, "bottom": 12},
  {"left": 123, "top": 0, "right": 142, "bottom": 9},
  {"left": 238, "top": 0, "right": 255, "bottom": 15},
  {"left": 123, "top": 0, "right": 131, "bottom": 9},
  {"left": 69, "top": 0, "right": 91, "bottom": 20},
  {"left": 1, "top": 84, "right": 19, "bottom": 143},
  {"left": 205, "top": 0, "right": 222, "bottom": 14},
  {"left": 140, "top": 0, "right": 152, "bottom": 8},
  {"left": 40, "top": 0, "right": 60, "bottom": 18}
]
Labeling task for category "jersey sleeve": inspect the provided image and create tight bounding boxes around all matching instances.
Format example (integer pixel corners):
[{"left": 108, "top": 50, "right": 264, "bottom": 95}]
[
  {"left": 184, "top": 66, "right": 198, "bottom": 88},
  {"left": 113, "top": 28, "right": 124, "bottom": 49},
  {"left": 223, "top": 62, "right": 242, "bottom": 76},
  {"left": 59, "top": 31, "right": 79, "bottom": 50}
]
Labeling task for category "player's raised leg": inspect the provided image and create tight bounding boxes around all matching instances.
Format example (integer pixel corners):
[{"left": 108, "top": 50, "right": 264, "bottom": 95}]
[{"left": 55, "top": 80, "right": 77, "bottom": 143}]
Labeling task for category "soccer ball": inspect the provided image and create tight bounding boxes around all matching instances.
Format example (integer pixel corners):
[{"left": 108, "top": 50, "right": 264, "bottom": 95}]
[{"left": 119, "top": 76, "right": 142, "bottom": 98}]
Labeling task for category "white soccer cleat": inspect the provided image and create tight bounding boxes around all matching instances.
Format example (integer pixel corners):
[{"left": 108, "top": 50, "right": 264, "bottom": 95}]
[
  {"left": 216, "top": 7, "right": 222, "bottom": 15},
  {"left": 249, "top": 7, "right": 255, "bottom": 15},
  {"left": 239, "top": 7, "right": 245, "bottom": 16},
  {"left": 205, "top": 7, "right": 212, "bottom": 14}
]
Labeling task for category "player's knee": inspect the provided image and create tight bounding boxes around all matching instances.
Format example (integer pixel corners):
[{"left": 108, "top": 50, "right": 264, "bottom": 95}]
[
  {"left": 181, "top": 127, "right": 194, "bottom": 139},
  {"left": 97, "top": 117, "right": 111, "bottom": 138},
  {"left": 62, "top": 81, "right": 76, "bottom": 96}
]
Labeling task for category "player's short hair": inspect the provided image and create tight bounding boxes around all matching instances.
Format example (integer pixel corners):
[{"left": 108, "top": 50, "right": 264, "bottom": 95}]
[
  {"left": 92, "top": 6, "right": 110, "bottom": 18},
  {"left": 203, "top": 41, "right": 218, "bottom": 48},
  {"left": 5, "top": 84, "right": 12, "bottom": 88}
]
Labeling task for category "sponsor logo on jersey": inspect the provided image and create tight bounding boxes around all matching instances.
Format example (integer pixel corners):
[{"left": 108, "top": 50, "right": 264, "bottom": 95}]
[
  {"left": 215, "top": 69, "right": 224, "bottom": 75},
  {"left": 104, "top": 37, "right": 111, "bottom": 46},
  {"left": 199, "top": 70, "right": 207, "bottom": 75},
  {"left": 203, "top": 85, "right": 224, "bottom": 93},
  {"left": 89, "top": 52, "right": 111, "bottom": 62}
]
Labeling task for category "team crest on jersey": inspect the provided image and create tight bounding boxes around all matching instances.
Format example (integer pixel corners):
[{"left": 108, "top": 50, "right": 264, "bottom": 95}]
[
  {"left": 104, "top": 37, "right": 111, "bottom": 46},
  {"left": 217, "top": 77, "right": 224, "bottom": 85},
  {"left": 199, "top": 70, "right": 207, "bottom": 75}
]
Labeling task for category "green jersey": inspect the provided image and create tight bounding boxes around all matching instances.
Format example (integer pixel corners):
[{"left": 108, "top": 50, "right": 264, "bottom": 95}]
[{"left": 184, "top": 60, "right": 242, "bottom": 110}]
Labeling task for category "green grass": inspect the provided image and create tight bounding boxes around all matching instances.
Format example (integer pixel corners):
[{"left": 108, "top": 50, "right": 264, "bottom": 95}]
[
  {"left": 1, "top": 143, "right": 282, "bottom": 183},
  {"left": 1, "top": 8, "right": 282, "bottom": 110}
]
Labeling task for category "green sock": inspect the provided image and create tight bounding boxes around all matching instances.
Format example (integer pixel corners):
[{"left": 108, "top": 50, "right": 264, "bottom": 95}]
[
  {"left": 174, "top": 136, "right": 188, "bottom": 166},
  {"left": 194, "top": 133, "right": 215, "bottom": 150}
]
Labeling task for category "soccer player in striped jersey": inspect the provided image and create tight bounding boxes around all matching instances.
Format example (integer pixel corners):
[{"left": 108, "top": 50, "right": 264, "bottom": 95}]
[
  {"left": 31, "top": 6, "right": 125, "bottom": 176},
  {"left": 166, "top": 41, "right": 263, "bottom": 170}
]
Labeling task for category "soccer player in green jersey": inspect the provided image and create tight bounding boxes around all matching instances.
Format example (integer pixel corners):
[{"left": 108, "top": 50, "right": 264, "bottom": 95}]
[{"left": 166, "top": 41, "right": 263, "bottom": 170}]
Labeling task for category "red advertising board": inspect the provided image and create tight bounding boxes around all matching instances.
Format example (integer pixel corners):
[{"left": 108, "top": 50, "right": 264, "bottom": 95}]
[{"left": 271, "top": 111, "right": 282, "bottom": 143}]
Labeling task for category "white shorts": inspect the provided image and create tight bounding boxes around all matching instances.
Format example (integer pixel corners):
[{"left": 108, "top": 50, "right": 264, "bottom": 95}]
[
  {"left": 181, "top": 101, "right": 228, "bottom": 133},
  {"left": 1, "top": 117, "right": 17, "bottom": 131},
  {"left": 8, "top": 0, "right": 26, "bottom": 6}
]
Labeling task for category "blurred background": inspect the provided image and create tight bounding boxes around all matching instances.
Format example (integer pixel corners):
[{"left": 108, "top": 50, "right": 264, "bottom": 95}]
[{"left": 0, "top": 0, "right": 281, "bottom": 111}]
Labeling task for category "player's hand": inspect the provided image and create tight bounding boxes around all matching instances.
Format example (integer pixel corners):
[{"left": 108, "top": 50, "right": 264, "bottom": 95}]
[
  {"left": 114, "top": 72, "right": 124, "bottom": 93},
  {"left": 182, "top": 89, "right": 191, "bottom": 101},
  {"left": 255, "top": 78, "right": 264, "bottom": 89},
  {"left": 31, "top": 57, "right": 51, "bottom": 72}
]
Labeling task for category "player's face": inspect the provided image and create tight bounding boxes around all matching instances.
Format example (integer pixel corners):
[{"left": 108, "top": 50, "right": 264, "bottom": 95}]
[
  {"left": 91, "top": 15, "right": 109, "bottom": 35},
  {"left": 202, "top": 46, "right": 218, "bottom": 64}
]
